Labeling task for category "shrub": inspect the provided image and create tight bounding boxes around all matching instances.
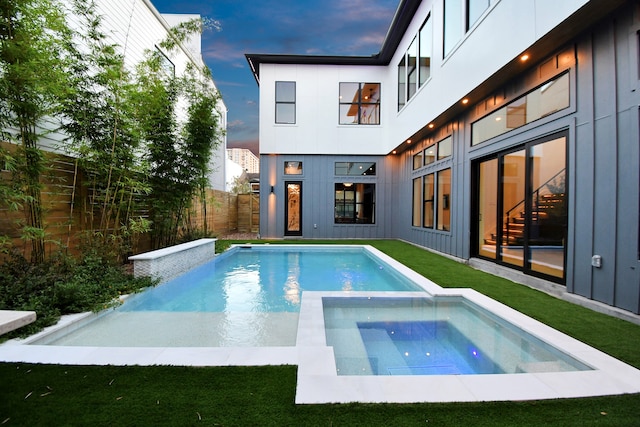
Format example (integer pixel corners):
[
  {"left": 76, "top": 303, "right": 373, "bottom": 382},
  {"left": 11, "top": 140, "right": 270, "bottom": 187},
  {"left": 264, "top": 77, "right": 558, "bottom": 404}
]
[{"left": 0, "top": 248, "right": 157, "bottom": 339}]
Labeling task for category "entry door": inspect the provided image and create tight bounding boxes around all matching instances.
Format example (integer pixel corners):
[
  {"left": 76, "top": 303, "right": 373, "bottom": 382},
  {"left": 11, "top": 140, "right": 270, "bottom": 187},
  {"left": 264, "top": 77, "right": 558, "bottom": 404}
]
[{"left": 285, "top": 181, "right": 302, "bottom": 236}]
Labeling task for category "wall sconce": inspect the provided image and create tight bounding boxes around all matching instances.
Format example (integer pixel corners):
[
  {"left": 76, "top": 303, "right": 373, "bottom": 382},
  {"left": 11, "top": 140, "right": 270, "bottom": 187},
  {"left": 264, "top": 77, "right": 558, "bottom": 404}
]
[{"left": 270, "top": 185, "right": 274, "bottom": 194}]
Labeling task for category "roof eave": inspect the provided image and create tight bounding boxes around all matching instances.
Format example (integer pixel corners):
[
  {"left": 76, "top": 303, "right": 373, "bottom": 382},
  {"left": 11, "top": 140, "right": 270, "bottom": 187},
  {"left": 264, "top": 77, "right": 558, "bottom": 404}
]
[{"left": 245, "top": 0, "right": 422, "bottom": 85}]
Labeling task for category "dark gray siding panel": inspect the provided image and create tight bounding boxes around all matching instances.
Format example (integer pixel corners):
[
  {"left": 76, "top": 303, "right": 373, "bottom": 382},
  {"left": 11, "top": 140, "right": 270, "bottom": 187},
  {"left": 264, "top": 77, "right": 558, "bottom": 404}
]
[{"left": 591, "top": 21, "right": 618, "bottom": 305}]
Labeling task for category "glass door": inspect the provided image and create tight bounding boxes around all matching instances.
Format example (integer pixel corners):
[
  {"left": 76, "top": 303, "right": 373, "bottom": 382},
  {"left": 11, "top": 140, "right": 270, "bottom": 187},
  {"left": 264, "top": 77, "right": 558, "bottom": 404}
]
[
  {"left": 527, "top": 136, "right": 566, "bottom": 278},
  {"left": 501, "top": 149, "right": 527, "bottom": 268},
  {"left": 285, "top": 181, "right": 302, "bottom": 236},
  {"left": 473, "top": 132, "right": 567, "bottom": 282}
]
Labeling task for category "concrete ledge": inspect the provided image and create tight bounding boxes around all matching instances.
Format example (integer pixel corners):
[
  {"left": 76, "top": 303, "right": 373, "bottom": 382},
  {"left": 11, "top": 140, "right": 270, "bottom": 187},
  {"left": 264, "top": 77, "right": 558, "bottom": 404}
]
[
  {"left": 0, "top": 310, "right": 36, "bottom": 335},
  {"left": 129, "top": 238, "right": 217, "bottom": 283}
]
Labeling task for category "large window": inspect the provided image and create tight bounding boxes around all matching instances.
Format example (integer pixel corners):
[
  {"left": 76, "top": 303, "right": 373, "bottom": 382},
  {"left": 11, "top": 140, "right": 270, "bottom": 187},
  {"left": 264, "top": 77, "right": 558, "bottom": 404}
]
[
  {"left": 444, "top": 0, "right": 489, "bottom": 57},
  {"left": 275, "top": 81, "right": 295, "bottom": 124},
  {"left": 334, "top": 183, "right": 375, "bottom": 224},
  {"left": 411, "top": 170, "right": 449, "bottom": 230},
  {"left": 335, "top": 162, "right": 376, "bottom": 176},
  {"left": 472, "top": 73, "right": 569, "bottom": 145},
  {"left": 339, "top": 83, "right": 380, "bottom": 125},
  {"left": 398, "top": 15, "right": 432, "bottom": 110}
]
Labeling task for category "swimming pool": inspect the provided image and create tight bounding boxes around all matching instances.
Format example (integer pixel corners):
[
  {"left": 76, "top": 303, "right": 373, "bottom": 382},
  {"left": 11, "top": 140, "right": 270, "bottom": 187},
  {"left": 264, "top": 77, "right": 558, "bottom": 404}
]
[
  {"left": 323, "top": 296, "right": 591, "bottom": 376},
  {"left": 31, "top": 245, "right": 426, "bottom": 347},
  {"left": 3, "top": 244, "right": 640, "bottom": 403}
]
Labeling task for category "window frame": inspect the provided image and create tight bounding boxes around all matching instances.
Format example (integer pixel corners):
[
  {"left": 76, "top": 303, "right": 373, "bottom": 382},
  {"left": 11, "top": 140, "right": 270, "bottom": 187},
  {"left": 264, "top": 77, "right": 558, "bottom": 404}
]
[
  {"left": 471, "top": 72, "right": 570, "bottom": 146},
  {"left": 334, "top": 182, "right": 376, "bottom": 224},
  {"left": 275, "top": 81, "right": 296, "bottom": 124},
  {"left": 398, "top": 15, "right": 432, "bottom": 110},
  {"left": 339, "top": 82, "right": 381, "bottom": 125}
]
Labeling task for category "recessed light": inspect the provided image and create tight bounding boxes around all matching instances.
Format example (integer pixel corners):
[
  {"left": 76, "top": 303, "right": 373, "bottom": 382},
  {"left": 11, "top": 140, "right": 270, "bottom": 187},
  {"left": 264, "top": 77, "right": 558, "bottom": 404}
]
[
  {"left": 462, "top": 98, "right": 469, "bottom": 104},
  {"left": 521, "top": 54, "right": 529, "bottom": 61},
  {"left": 428, "top": 123, "right": 434, "bottom": 129}
]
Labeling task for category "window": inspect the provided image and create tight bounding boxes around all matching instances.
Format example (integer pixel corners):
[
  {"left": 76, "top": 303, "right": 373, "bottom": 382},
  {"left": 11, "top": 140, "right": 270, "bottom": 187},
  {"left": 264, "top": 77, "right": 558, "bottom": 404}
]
[
  {"left": 398, "top": 57, "right": 406, "bottom": 110},
  {"left": 437, "top": 169, "right": 451, "bottom": 231},
  {"left": 444, "top": 0, "right": 463, "bottom": 56},
  {"left": 413, "top": 169, "right": 450, "bottom": 230},
  {"left": 334, "top": 183, "right": 375, "bottom": 224},
  {"left": 437, "top": 136, "right": 452, "bottom": 160},
  {"left": 421, "top": 136, "right": 451, "bottom": 165},
  {"left": 423, "top": 173, "right": 435, "bottom": 227},
  {"left": 467, "top": 0, "right": 489, "bottom": 29},
  {"left": 407, "top": 37, "right": 418, "bottom": 100},
  {"left": 419, "top": 15, "right": 432, "bottom": 87},
  {"left": 398, "top": 16, "right": 432, "bottom": 110},
  {"left": 412, "top": 177, "right": 422, "bottom": 227},
  {"left": 276, "top": 81, "right": 295, "bottom": 124},
  {"left": 444, "top": 0, "right": 489, "bottom": 57},
  {"left": 335, "top": 162, "right": 376, "bottom": 176},
  {"left": 413, "top": 151, "right": 424, "bottom": 170},
  {"left": 472, "top": 73, "right": 570, "bottom": 145},
  {"left": 424, "top": 143, "right": 436, "bottom": 165},
  {"left": 284, "top": 161, "right": 302, "bottom": 175},
  {"left": 339, "top": 83, "right": 380, "bottom": 125}
]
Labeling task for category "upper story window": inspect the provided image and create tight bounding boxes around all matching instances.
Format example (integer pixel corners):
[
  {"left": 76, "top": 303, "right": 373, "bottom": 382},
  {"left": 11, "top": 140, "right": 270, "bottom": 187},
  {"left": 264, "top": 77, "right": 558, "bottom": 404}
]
[
  {"left": 399, "top": 15, "right": 432, "bottom": 110},
  {"left": 444, "top": 0, "right": 489, "bottom": 57},
  {"left": 335, "top": 161, "right": 376, "bottom": 176},
  {"left": 437, "top": 136, "right": 452, "bottom": 159},
  {"left": 471, "top": 72, "right": 569, "bottom": 146},
  {"left": 275, "top": 81, "right": 296, "bottom": 124},
  {"left": 413, "top": 136, "right": 451, "bottom": 169},
  {"left": 339, "top": 83, "right": 380, "bottom": 125}
]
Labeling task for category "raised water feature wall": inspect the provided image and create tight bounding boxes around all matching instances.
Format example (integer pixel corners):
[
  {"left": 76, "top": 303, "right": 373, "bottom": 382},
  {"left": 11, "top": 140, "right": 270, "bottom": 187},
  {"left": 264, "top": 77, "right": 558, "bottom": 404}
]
[{"left": 129, "top": 238, "right": 217, "bottom": 283}]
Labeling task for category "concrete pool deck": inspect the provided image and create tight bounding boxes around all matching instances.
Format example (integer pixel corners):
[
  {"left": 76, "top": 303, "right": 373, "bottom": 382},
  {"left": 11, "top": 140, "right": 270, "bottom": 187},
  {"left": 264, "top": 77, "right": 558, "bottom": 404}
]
[{"left": 1, "top": 244, "right": 640, "bottom": 403}]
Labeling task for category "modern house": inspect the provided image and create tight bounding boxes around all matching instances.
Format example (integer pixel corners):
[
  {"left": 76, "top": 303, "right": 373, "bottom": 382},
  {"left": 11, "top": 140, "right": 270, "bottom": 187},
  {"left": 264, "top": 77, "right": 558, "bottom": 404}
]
[{"left": 246, "top": 0, "right": 640, "bottom": 316}]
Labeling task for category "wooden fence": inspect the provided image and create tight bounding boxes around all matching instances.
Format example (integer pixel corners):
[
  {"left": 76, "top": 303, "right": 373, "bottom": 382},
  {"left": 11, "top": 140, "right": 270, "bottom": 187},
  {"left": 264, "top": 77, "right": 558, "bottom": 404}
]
[{"left": 0, "top": 142, "right": 259, "bottom": 259}]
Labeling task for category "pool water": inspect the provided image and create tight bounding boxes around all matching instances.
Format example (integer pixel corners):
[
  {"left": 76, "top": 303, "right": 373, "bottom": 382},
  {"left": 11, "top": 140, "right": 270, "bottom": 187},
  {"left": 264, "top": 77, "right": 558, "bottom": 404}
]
[
  {"left": 39, "top": 246, "right": 424, "bottom": 347},
  {"left": 122, "top": 246, "right": 422, "bottom": 313},
  {"left": 323, "top": 296, "right": 592, "bottom": 375}
]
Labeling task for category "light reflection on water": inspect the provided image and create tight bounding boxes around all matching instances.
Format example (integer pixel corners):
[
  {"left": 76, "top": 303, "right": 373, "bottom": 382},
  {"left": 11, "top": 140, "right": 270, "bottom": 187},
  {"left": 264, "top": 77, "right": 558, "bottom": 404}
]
[{"left": 120, "top": 247, "right": 421, "bottom": 313}]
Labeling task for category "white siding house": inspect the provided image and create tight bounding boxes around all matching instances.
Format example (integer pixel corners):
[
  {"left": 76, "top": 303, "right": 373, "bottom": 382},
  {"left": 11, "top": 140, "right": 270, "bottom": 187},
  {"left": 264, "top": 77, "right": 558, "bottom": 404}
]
[
  {"left": 247, "top": 0, "right": 640, "bottom": 317},
  {"left": 42, "top": 0, "right": 228, "bottom": 191}
]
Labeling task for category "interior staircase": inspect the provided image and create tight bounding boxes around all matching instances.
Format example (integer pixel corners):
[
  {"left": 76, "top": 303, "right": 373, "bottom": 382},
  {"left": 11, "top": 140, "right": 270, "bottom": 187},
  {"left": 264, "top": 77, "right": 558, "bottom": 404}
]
[{"left": 484, "top": 193, "right": 565, "bottom": 247}]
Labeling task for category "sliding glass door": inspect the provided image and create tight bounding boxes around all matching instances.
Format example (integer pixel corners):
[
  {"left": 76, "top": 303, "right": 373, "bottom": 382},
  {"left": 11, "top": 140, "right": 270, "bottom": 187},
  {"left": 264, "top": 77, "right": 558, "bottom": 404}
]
[{"left": 473, "top": 132, "right": 567, "bottom": 282}]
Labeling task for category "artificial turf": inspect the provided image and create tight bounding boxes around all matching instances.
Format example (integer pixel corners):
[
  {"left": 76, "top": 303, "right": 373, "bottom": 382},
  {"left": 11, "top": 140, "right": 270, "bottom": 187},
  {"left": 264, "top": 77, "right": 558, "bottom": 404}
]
[{"left": 1, "top": 239, "right": 639, "bottom": 426}]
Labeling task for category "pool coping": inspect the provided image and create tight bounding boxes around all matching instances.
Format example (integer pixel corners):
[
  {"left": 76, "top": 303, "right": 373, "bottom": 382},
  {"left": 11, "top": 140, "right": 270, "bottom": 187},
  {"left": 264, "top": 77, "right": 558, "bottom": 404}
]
[
  {"left": 2, "top": 244, "right": 640, "bottom": 403},
  {"left": 295, "top": 289, "right": 640, "bottom": 403}
]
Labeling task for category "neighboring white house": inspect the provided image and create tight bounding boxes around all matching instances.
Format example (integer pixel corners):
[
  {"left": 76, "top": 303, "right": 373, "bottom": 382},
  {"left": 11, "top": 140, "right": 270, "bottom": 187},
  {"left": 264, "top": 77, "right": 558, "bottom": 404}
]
[
  {"left": 247, "top": 0, "right": 640, "bottom": 316},
  {"left": 35, "top": 0, "right": 227, "bottom": 191}
]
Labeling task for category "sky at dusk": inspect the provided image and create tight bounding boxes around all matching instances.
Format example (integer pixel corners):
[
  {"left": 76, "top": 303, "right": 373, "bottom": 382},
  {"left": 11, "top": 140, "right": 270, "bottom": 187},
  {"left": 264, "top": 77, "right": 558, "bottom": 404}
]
[{"left": 150, "top": 0, "right": 400, "bottom": 155}]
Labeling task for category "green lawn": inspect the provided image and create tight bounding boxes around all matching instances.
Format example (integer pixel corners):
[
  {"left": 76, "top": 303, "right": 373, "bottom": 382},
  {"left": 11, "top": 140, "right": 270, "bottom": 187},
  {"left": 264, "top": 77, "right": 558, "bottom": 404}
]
[{"left": 2, "top": 239, "right": 639, "bottom": 426}]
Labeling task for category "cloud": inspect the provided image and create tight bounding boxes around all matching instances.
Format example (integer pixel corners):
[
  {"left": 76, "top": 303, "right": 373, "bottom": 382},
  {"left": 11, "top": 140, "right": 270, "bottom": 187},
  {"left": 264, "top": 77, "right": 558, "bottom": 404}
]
[{"left": 227, "top": 119, "right": 245, "bottom": 130}]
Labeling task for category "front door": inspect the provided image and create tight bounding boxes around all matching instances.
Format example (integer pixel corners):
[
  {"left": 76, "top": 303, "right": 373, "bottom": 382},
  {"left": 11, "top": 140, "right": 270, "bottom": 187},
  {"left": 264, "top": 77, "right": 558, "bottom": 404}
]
[{"left": 285, "top": 181, "right": 302, "bottom": 236}]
